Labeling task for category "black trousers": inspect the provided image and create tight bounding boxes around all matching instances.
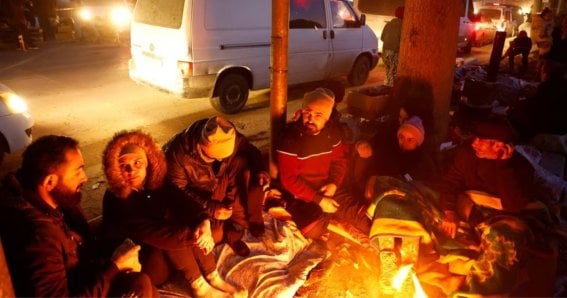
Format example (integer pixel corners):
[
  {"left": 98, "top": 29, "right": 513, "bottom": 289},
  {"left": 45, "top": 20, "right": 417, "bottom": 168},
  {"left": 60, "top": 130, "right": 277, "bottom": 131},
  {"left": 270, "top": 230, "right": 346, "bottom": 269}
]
[{"left": 140, "top": 245, "right": 216, "bottom": 285}]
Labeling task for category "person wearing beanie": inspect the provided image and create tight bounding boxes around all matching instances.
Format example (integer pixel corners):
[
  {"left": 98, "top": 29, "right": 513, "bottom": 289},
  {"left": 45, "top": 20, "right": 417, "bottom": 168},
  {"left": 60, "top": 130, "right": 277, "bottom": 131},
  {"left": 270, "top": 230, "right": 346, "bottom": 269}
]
[
  {"left": 356, "top": 116, "right": 437, "bottom": 186},
  {"left": 101, "top": 130, "right": 247, "bottom": 297},
  {"left": 436, "top": 116, "right": 557, "bottom": 295},
  {"left": 397, "top": 116, "right": 425, "bottom": 152},
  {"left": 439, "top": 116, "right": 539, "bottom": 238},
  {"left": 276, "top": 87, "right": 371, "bottom": 239},
  {"left": 163, "top": 116, "right": 269, "bottom": 258}
]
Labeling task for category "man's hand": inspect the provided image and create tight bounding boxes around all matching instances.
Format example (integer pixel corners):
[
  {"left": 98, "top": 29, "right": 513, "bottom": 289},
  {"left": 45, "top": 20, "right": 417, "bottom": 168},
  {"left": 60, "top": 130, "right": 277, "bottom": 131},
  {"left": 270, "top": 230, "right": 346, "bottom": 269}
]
[
  {"left": 319, "top": 197, "right": 340, "bottom": 213},
  {"left": 111, "top": 239, "right": 142, "bottom": 272},
  {"left": 355, "top": 141, "right": 373, "bottom": 158},
  {"left": 213, "top": 206, "right": 233, "bottom": 220},
  {"left": 319, "top": 183, "right": 337, "bottom": 198},
  {"left": 440, "top": 210, "right": 458, "bottom": 239},
  {"left": 194, "top": 219, "right": 214, "bottom": 254}
]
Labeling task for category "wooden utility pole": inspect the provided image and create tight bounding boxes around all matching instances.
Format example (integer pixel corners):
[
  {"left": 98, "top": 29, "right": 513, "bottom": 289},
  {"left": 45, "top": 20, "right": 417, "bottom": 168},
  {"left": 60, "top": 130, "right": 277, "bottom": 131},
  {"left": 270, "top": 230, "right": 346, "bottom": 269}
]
[
  {"left": 270, "top": 0, "right": 289, "bottom": 178},
  {"left": 394, "top": 0, "right": 461, "bottom": 149}
]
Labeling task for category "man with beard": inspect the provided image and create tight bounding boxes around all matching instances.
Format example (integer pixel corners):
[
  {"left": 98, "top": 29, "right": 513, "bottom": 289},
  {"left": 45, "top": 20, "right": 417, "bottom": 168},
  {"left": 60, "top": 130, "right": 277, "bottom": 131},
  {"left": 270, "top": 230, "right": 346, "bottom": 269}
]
[
  {"left": 276, "top": 88, "right": 370, "bottom": 239},
  {"left": 0, "top": 135, "right": 156, "bottom": 297}
]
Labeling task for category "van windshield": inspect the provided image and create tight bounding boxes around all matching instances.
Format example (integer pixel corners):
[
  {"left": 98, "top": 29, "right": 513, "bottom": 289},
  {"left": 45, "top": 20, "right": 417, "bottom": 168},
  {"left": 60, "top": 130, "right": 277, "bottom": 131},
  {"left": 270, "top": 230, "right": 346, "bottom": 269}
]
[
  {"left": 134, "top": 0, "right": 185, "bottom": 28},
  {"left": 478, "top": 9, "right": 501, "bottom": 23}
]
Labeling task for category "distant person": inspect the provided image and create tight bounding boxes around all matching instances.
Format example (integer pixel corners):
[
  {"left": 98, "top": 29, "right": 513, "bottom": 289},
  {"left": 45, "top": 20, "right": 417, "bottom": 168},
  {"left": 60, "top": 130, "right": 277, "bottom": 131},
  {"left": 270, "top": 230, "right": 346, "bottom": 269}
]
[
  {"left": 0, "top": 135, "right": 155, "bottom": 297},
  {"left": 546, "top": 14, "right": 567, "bottom": 65},
  {"left": 33, "top": 0, "right": 56, "bottom": 40},
  {"left": 502, "top": 30, "right": 532, "bottom": 73},
  {"left": 381, "top": 6, "right": 404, "bottom": 87}
]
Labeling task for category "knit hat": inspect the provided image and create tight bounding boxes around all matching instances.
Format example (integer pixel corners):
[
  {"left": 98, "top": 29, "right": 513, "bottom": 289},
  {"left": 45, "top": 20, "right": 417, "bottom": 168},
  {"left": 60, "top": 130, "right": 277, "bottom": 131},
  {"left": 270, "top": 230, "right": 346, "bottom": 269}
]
[
  {"left": 472, "top": 117, "right": 517, "bottom": 143},
  {"left": 200, "top": 116, "right": 236, "bottom": 160},
  {"left": 397, "top": 116, "right": 425, "bottom": 146},
  {"left": 302, "top": 88, "right": 335, "bottom": 120}
]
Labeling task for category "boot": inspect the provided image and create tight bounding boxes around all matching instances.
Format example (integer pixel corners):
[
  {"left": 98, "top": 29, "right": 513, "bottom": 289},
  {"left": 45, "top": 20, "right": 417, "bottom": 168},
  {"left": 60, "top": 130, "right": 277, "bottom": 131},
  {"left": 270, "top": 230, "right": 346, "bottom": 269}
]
[
  {"left": 206, "top": 270, "right": 248, "bottom": 298},
  {"left": 190, "top": 275, "right": 229, "bottom": 298}
]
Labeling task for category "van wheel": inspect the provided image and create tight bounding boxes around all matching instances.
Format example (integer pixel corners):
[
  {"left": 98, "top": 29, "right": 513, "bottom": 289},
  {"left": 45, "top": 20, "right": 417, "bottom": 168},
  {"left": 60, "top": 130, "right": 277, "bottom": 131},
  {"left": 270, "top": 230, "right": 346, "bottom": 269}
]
[
  {"left": 210, "top": 74, "right": 249, "bottom": 114},
  {"left": 348, "top": 56, "right": 371, "bottom": 86}
]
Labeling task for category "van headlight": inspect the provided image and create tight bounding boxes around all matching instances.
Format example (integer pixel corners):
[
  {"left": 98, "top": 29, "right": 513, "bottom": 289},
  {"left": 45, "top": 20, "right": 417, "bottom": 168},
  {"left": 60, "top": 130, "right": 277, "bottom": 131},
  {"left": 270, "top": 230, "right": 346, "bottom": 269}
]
[
  {"left": 111, "top": 6, "right": 132, "bottom": 27},
  {"left": 2, "top": 93, "right": 29, "bottom": 114},
  {"left": 79, "top": 8, "right": 93, "bottom": 21}
]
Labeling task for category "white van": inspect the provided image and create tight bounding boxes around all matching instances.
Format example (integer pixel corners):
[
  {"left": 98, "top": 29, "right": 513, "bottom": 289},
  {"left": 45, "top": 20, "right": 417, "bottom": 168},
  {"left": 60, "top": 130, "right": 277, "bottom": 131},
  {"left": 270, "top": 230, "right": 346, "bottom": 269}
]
[
  {"left": 129, "top": 0, "right": 379, "bottom": 114},
  {"left": 352, "top": 0, "right": 476, "bottom": 53}
]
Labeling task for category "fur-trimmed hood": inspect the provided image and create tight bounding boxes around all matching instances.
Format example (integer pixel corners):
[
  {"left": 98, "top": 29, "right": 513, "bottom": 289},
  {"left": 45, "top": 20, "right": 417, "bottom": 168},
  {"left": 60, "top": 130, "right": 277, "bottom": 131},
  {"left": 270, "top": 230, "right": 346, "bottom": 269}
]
[{"left": 103, "top": 130, "right": 167, "bottom": 199}]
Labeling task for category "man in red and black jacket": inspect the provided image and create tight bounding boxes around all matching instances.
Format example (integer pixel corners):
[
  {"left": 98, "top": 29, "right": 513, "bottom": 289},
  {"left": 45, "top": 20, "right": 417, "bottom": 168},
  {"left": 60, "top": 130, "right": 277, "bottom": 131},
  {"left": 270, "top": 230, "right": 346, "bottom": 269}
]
[{"left": 276, "top": 88, "right": 370, "bottom": 239}]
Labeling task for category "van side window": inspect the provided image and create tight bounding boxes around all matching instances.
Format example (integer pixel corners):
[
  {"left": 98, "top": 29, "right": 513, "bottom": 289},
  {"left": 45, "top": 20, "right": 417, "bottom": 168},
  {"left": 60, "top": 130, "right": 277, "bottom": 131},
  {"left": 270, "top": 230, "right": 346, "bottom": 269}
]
[
  {"left": 331, "top": 0, "right": 358, "bottom": 28},
  {"left": 290, "top": 0, "right": 326, "bottom": 29}
]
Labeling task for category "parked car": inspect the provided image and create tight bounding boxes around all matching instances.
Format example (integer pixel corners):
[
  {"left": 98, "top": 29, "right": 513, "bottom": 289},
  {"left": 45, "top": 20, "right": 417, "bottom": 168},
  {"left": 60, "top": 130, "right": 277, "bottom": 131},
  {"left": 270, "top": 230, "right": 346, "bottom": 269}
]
[{"left": 0, "top": 84, "right": 33, "bottom": 166}]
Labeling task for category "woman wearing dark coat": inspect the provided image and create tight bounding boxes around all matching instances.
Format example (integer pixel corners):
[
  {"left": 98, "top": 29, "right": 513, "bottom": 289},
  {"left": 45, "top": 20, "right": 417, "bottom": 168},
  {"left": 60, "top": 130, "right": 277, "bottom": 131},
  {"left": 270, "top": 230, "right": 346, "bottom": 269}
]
[{"left": 101, "top": 130, "right": 246, "bottom": 297}]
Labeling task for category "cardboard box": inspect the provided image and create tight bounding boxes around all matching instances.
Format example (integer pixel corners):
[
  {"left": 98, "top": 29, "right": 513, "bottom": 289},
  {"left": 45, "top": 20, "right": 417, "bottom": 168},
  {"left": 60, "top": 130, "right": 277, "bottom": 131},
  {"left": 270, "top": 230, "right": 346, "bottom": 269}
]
[{"left": 345, "top": 86, "right": 390, "bottom": 120}]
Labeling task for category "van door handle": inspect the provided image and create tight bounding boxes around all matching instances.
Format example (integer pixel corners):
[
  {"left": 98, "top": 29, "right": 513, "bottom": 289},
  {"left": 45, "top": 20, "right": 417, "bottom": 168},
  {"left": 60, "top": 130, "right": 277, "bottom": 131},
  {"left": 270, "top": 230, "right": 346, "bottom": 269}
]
[
  {"left": 330, "top": 30, "right": 335, "bottom": 39},
  {"left": 323, "top": 31, "right": 327, "bottom": 39}
]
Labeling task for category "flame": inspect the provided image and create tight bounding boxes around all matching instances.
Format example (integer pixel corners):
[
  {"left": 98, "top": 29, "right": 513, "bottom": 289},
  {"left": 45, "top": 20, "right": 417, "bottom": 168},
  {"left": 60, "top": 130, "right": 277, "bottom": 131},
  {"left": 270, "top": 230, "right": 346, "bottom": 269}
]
[
  {"left": 392, "top": 264, "right": 413, "bottom": 290},
  {"left": 391, "top": 264, "right": 428, "bottom": 298}
]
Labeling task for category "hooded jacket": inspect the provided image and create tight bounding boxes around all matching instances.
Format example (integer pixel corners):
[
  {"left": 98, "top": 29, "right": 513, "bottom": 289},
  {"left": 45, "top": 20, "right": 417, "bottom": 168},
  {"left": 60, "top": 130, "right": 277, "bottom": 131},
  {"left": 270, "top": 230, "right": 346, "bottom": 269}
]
[
  {"left": 102, "top": 131, "right": 208, "bottom": 251},
  {"left": 0, "top": 174, "right": 120, "bottom": 297},
  {"left": 163, "top": 119, "right": 266, "bottom": 216}
]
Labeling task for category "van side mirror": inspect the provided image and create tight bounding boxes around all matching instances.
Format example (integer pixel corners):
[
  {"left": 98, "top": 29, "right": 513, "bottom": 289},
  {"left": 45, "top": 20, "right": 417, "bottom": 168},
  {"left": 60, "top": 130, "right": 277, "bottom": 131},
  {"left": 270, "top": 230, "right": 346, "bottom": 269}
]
[{"left": 360, "top": 14, "right": 366, "bottom": 26}]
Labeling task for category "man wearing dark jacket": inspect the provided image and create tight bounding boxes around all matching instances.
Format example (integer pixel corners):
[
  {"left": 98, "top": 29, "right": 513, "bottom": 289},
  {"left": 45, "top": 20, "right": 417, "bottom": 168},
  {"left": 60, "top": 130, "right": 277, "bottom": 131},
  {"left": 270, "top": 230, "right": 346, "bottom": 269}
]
[
  {"left": 164, "top": 116, "right": 268, "bottom": 257},
  {"left": 0, "top": 135, "right": 154, "bottom": 297},
  {"left": 276, "top": 88, "right": 370, "bottom": 239},
  {"left": 439, "top": 117, "right": 538, "bottom": 238}
]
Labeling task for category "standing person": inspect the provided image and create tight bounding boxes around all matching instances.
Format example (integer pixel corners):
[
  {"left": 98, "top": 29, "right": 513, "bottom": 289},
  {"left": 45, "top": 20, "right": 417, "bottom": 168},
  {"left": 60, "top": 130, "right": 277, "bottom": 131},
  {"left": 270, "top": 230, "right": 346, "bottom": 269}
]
[
  {"left": 502, "top": 30, "right": 532, "bottom": 73},
  {"left": 0, "top": 135, "right": 155, "bottom": 297},
  {"left": 276, "top": 88, "right": 371, "bottom": 240},
  {"left": 381, "top": 6, "right": 404, "bottom": 87},
  {"left": 101, "top": 130, "right": 245, "bottom": 297},
  {"left": 164, "top": 116, "right": 268, "bottom": 257},
  {"left": 33, "top": 0, "right": 56, "bottom": 40},
  {"left": 5, "top": 0, "right": 35, "bottom": 50}
]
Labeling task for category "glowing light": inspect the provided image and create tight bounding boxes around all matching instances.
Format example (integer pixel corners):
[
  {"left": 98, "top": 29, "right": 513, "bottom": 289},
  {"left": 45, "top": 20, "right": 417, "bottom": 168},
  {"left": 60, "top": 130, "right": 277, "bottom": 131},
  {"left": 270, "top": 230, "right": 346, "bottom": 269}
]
[
  {"left": 79, "top": 8, "right": 92, "bottom": 21},
  {"left": 392, "top": 264, "right": 413, "bottom": 290},
  {"left": 111, "top": 6, "right": 132, "bottom": 27}
]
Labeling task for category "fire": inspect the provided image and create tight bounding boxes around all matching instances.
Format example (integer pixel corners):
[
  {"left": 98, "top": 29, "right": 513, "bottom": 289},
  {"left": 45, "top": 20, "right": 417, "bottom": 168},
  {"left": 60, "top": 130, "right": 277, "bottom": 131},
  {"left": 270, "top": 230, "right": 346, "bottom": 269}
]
[{"left": 391, "top": 264, "right": 428, "bottom": 298}]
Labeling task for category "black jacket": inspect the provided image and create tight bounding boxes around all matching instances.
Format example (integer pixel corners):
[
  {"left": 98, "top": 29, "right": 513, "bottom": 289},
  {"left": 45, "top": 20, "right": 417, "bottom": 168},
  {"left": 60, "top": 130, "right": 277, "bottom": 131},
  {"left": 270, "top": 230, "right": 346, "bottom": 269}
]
[{"left": 0, "top": 174, "right": 119, "bottom": 297}]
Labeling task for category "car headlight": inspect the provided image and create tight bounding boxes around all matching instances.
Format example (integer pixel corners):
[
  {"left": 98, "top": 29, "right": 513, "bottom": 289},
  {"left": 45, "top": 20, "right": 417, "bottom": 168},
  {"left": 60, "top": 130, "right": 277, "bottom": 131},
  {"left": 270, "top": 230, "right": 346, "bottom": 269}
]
[
  {"left": 111, "top": 6, "right": 132, "bottom": 27},
  {"left": 80, "top": 7, "right": 93, "bottom": 21},
  {"left": 2, "top": 93, "right": 29, "bottom": 114}
]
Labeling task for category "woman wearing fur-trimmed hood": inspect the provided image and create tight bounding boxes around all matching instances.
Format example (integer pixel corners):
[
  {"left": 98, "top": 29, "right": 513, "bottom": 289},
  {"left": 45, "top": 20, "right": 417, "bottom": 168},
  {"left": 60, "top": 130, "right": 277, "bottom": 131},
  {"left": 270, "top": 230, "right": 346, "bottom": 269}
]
[
  {"left": 103, "top": 130, "right": 167, "bottom": 199},
  {"left": 100, "top": 131, "right": 243, "bottom": 297}
]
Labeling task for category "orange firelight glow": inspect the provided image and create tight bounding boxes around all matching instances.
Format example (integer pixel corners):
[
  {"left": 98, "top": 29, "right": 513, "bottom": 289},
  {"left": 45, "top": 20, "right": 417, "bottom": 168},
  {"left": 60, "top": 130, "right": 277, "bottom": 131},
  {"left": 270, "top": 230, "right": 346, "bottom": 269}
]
[{"left": 392, "top": 264, "right": 427, "bottom": 298}]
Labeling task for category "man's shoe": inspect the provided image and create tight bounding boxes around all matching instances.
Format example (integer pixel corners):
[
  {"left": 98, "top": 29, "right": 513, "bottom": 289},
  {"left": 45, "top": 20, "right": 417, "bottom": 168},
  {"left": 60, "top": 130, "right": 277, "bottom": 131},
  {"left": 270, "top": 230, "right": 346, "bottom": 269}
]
[{"left": 228, "top": 240, "right": 250, "bottom": 257}]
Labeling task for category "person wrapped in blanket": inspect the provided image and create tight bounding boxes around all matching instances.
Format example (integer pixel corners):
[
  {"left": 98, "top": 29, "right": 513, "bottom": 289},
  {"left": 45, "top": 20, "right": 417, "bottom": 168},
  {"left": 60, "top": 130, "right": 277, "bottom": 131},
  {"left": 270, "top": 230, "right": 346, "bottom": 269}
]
[{"left": 367, "top": 116, "right": 556, "bottom": 296}]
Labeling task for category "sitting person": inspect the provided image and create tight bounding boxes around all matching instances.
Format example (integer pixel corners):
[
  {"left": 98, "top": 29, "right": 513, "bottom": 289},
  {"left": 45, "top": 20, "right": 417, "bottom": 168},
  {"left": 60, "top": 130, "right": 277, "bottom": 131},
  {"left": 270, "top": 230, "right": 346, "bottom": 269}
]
[
  {"left": 101, "top": 130, "right": 245, "bottom": 297},
  {"left": 276, "top": 87, "right": 370, "bottom": 239},
  {"left": 163, "top": 116, "right": 268, "bottom": 257},
  {"left": 502, "top": 30, "right": 532, "bottom": 73},
  {"left": 367, "top": 116, "right": 437, "bottom": 183},
  {"left": 438, "top": 116, "right": 554, "bottom": 294},
  {"left": 0, "top": 135, "right": 155, "bottom": 297}
]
